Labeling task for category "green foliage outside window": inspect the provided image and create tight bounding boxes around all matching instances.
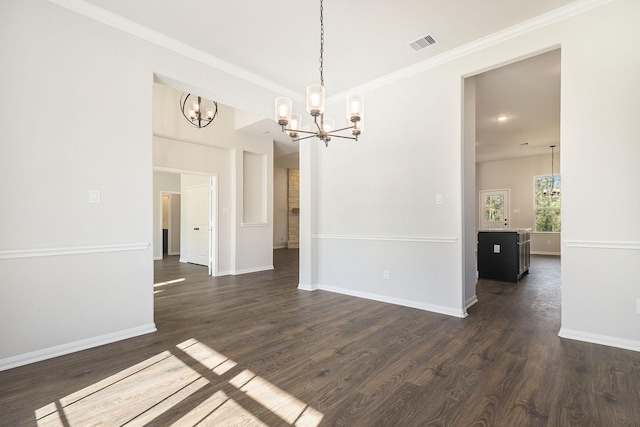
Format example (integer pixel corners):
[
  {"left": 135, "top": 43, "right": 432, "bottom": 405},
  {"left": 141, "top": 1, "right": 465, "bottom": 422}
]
[
  {"left": 535, "top": 175, "right": 561, "bottom": 232},
  {"left": 484, "top": 195, "right": 504, "bottom": 223}
]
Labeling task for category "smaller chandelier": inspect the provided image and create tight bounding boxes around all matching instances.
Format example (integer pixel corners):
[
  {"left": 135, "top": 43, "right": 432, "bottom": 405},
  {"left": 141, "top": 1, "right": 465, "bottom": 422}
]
[
  {"left": 180, "top": 93, "right": 218, "bottom": 128},
  {"left": 274, "top": 0, "right": 363, "bottom": 147},
  {"left": 542, "top": 144, "right": 560, "bottom": 197}
]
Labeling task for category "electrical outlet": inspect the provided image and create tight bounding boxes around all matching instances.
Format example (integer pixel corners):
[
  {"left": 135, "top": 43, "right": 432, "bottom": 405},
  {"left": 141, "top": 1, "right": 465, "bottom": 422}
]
[{"left": 383, "top": 270, "right": 390, "bottom": 280}]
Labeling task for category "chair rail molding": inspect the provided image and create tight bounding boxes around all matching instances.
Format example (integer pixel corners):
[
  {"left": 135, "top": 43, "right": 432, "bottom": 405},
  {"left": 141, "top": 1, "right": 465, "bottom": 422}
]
[
  {"left": 313, "top": 234, "right": 458, "bottom": 244},
  {"left": 565, "top": 240, "right": 640, "bottom": 250},
  {"left": 0, "top": 243, "right": 151, "bottom": 260}
]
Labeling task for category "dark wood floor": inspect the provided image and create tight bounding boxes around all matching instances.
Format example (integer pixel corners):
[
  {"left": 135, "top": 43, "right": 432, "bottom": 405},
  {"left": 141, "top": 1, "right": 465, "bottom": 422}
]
[{"left": 1, "top": 250, "right": 639, "bottom": 426}]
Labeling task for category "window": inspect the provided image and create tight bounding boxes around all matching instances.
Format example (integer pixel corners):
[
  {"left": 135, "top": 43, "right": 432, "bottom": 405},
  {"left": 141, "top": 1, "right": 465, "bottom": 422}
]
[{"left": 534, "top": 175, "right": 561, "bottom": 232}]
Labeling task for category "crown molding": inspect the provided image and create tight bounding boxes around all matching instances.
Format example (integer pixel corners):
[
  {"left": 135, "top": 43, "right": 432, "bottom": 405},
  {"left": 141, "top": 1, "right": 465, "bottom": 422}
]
[
  {"left": 47, "top": 0, "right": 300, "bottom": 100},
  {"left": 48, "top": 0, "right": 611, "bottom": 103},
  {"left": 327, "top": 0, "right": 613, "bottom": 103}
]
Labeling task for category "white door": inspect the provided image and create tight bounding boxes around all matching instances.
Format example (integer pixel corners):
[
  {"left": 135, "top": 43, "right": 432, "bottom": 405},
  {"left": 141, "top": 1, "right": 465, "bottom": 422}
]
[
  {"left": 479, "top": 189, "right": 510, "bottom": 230},
  {"left": 186, "top": 184, "right": 210, "bottom": 266}
]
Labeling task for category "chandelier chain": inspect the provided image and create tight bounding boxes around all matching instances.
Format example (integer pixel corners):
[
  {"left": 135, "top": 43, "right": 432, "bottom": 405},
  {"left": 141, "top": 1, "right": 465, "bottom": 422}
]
[
  {"left": 319, "top": 0, "right": 324, "bottom": 87},
  {"left": 274, "top": 0, "right": 362, "bottom": 145}
]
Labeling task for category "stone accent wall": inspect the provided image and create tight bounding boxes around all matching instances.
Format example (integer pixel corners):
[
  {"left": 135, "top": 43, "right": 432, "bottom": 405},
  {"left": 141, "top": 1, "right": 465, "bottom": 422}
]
[{"left": 287, "top": 168, "right": 300, "bottom": 249}]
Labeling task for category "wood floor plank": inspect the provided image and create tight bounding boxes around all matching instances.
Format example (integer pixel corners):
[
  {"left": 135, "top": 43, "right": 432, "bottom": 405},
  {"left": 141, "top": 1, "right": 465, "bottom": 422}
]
[{"left": 1, "top": 252, "right": 640, "bottom": 426}]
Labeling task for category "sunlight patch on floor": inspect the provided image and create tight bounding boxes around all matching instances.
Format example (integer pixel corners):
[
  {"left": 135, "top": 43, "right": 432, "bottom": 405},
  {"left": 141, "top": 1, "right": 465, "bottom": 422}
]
[
  {"left": 154, "top": 278, "right": 186, "bottom": 287},
  {"left": 35, "top": 339, "right": 323, "bottom": 426}
]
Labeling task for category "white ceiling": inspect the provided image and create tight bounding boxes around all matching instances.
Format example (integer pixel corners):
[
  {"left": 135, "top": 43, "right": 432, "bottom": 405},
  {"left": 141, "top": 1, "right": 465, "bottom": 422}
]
[
  {"left": 81, "top": 0, "right": 566, "bottom": 164},
  {"left": 474, "top": 49, "right": 560, "bottom": 163}
]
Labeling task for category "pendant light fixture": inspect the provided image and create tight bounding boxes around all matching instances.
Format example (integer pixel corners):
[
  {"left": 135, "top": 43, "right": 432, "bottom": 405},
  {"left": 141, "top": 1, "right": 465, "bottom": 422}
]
[
  {"left": 274, "top": 0, "right": 363, "bottom": 147},
  {"left": 542, "top": 145, "right": 560, "bottom": 197},
  {"left": 180, "top": 93, "right": 218, "bottom": 128}
]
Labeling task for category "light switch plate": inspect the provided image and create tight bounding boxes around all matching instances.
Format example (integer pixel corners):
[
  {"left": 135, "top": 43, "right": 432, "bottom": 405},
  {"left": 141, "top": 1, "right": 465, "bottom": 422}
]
[
  {"left": 89, "top": 190, "right": 101, "bottom": 204},
  {"left": 493, "top": 244, "right": 501, "bottom": 254},
  {"left": 435, "top": 193, "right": 443, "bottom": 205}
]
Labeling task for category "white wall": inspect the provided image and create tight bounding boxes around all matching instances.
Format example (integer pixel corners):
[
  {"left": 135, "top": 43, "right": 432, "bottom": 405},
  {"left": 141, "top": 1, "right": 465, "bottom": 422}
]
[
  {"left": 300, "top": 0, "right": 640, "bottom": 350},
  {"left": 169, "top": 194, "right": 181, "bottom": 255},
  {"left": 0, "top": 0, "right": 279, "bottom": 369},
  {"left": 476, "top": 153, "right": 561, "bottom": 254},
  {"left": 463, "top": 76, "right": 478, "bottom": 309},
  {"left": 558, "top": 0, "right": 640, "bottom": 350},
  {"left": 274, "top": 167, "right": 289, "bottom": 248}
]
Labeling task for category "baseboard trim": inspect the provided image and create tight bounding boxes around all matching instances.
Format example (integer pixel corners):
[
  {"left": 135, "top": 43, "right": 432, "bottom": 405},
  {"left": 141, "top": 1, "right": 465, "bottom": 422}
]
[
  {"left": 298, "top": 283, "right": 318, "bottom": 291},
  {"left": 273, "top": 244, "right": 288, "bottom": 249},
  {"left": 318, "top": 284, "right": 466, "bottom": 318},
  {"left": 0, "top": 323, "right": 157, "bottom": 372},
  {"left": 531, "top": 251, "right": 561, "bottom": 256},
  {"left": 233, "top": 265, "right": 274, "bottom": 275},
  {"left": 558, "top": 328, "right": 640, "bottom": 353},
  {"left": 465, "top": 295, "right": 479, "bottom": 309}
]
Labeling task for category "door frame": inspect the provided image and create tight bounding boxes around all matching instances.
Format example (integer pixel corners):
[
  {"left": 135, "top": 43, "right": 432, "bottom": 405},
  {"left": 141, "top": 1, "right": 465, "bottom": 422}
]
[
  {"left": 160, "top": 191, "right": 181, "bottom": 258},
  {"left": 208, "top": 175, "right": 218, "bottom": 277},
  {"left": 154, "top": 167, "right": 218, "bottom": 277}
]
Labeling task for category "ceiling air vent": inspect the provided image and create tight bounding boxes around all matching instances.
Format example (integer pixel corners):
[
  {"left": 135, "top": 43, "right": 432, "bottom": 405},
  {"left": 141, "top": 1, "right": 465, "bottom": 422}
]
[{"left": 409, "top": 33, "right": 437, "bottom": 52}]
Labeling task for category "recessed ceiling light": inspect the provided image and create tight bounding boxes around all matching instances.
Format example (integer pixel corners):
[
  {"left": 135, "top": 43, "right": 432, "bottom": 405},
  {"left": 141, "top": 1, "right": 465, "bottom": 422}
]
[{"left": 497, "top": 116, "right": 508, "bottom": 122}]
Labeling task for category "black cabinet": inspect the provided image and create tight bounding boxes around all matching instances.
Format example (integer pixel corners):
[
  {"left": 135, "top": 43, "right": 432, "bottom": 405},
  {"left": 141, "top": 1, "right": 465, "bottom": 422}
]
[{"left": 478, "top": 230, "right": 530, "bottom": 283}]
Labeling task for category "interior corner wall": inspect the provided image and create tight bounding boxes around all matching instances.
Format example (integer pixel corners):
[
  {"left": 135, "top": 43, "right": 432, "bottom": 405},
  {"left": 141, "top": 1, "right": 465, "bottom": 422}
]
[
  {"left": 273, "top": 167, "right": 288, "bottom": 248},
  {"left": 242, "top": 151, "right": 268, "bottom": 224},
  {"left": 0, "top": 0, "right": 282, "bottom": 369},
  {"left": 153, "top": 171, "right": 181, "bottom": 260}
]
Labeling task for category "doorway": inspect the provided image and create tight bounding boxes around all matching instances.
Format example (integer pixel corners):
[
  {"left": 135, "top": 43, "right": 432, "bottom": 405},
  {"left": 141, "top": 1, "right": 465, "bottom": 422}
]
[
  {"left": 154, "top": 170, "right": 218, "bottom": 276},
  {"left": 161, "top": 192, "right": 181, "bottom": 258},
  {"left": 462, "top": 48, "right": 562, "bottom": 311}
]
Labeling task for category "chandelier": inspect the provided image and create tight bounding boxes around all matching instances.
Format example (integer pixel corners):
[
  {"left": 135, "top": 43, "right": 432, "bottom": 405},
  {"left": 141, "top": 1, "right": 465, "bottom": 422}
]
[
  {"left": 542, "top": 145, "right": 560, "bottom": 197},
  {"left": 180, "top": 93, "right": 218, "bottom": 128},
  {"left": 274, "top": 0, "right": 363, "bottom": 147}
]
